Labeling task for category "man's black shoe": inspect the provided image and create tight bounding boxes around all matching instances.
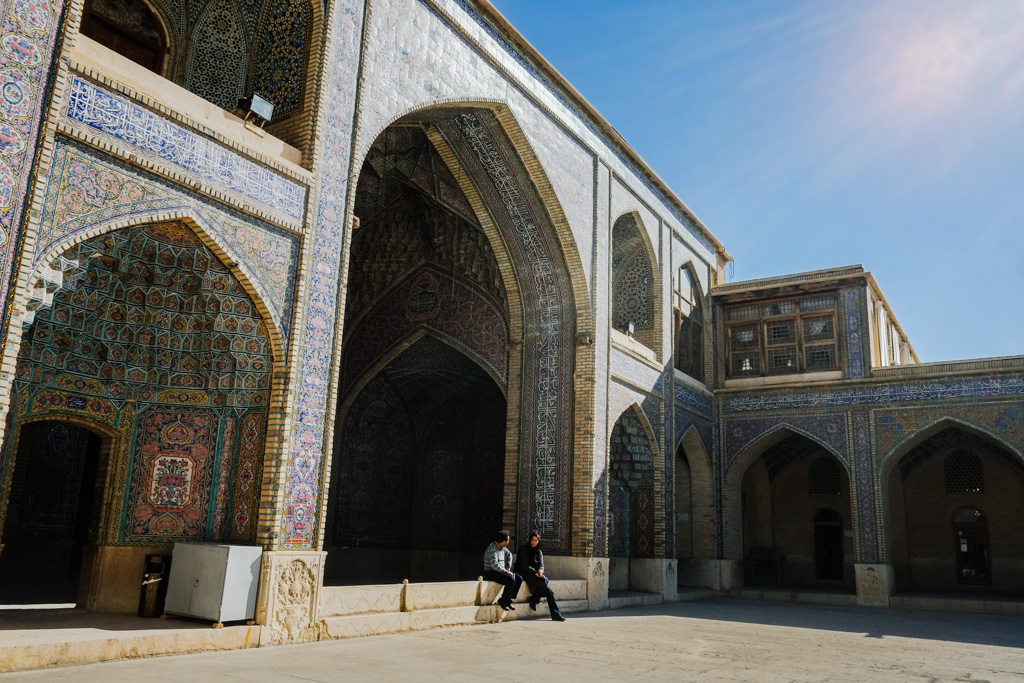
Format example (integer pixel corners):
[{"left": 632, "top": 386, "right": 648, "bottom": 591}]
[{"left": 552, "top": 614, "right": 566, "bottom": 621}]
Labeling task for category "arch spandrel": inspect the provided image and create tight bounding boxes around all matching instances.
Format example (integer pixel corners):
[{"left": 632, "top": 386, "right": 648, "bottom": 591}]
[
  {"left": 724, "top": 414, "right": 851, "bottom": 477},
  {"left": 25, "top": 140, "right": 300, "bottom": 349},
  {"left": 877, "top": 414, "right": 1024, "bottom": 481}
]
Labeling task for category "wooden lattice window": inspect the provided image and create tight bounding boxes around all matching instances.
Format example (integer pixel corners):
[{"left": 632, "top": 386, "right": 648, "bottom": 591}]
[
  {"left": 944, "top": 451, "right": 984, "bottom": 493},
  {"left": 808, "top": 456, "right": 841, "bottom": 495},
  {"left": 674, "top": 266, "right": 703, "bottom": 381},
  {"left": 724, "top": 293, "right": 838, "bottom": 378}
]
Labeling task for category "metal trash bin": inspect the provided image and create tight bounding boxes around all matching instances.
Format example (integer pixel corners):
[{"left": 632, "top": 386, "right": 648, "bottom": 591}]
[{"left": 138, "top": 554, "right": 170, "bottom": 618}]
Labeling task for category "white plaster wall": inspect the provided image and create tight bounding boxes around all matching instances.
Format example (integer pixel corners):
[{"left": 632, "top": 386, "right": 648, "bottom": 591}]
[{"left": 356, "top": 0, "right": 721, "bottom": 309}]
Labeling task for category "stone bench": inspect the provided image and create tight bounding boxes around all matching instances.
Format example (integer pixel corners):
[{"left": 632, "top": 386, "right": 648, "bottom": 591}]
[{"left": 319, "top": 577, "right": 588, "bottom": 639}]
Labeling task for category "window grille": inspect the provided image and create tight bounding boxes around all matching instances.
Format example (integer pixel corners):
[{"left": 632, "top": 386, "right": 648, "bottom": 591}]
[
  {"left": 805, "top": 344, "right": 836, "bottom": 371},
  {"left": 944, "top": 451, "right": 984, "bottom": 493},
  {"left": 726, "top": 304, "right": 758, "bottom": 322},
  {"left": 731, "top": 353, "right": 760, "bottom": 377},
  {"left": 808, "top": 456, "right": 841, "bottom": 495},
  {"left": 725, "top": 292, "right": 839, "bottom": 378},
  {"left": 766, "top": 320, "right": 796, "bottom": 345},
  {"left": 803, "top": 316, "right": 834, "bottom": 342},
  {"left": 763, "top": 300, "right": 796, "bottom": 316},
  {"left": 730, "top": 325, "right": 759, "bottom": 349},
  {"left": 767, "top": 346, "right": 798, "bottom": 373},
  {"left": 800, "top": 294, "right": 835, "bottom": 311}
]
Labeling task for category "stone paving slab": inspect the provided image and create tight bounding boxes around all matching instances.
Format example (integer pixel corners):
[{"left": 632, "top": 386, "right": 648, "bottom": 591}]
[{"left": 3, "top": 598, "right": 1023, "bottom": 682}]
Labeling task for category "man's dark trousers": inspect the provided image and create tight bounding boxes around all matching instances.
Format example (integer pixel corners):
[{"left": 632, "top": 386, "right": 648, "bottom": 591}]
[{"left": 484, "top": 569, "right": 523, "bottom": 607}]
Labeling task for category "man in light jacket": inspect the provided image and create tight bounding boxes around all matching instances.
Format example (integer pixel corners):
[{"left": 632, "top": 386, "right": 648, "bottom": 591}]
[{"left": 483, "top": 530, "right": 522, "bottom": 611}]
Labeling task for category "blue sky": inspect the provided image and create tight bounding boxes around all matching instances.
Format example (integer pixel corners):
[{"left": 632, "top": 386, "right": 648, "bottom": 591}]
[{"left": 488, "top": 0, "right": 1024, "bottom": 363}]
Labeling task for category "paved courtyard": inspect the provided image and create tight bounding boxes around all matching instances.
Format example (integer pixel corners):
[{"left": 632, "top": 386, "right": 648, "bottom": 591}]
[{"left": 3, "top": 598, "right": 1022, "bottom": 682}]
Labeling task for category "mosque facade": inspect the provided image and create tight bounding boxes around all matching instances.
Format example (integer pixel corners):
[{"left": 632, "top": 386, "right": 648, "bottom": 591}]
[{"left": 0, "top": 0, "right": 1020, "bottom": 642}]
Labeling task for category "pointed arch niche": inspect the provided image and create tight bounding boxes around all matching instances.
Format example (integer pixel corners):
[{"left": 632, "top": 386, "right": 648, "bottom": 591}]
[
  {"left": 673, "top": 263, "right": 704, "bottom": 382},
  {"left": 882, "top": 421, "right": 1024, "bottom": 593},
  {"left": 611, "top": 213, "right": 660, "bottom": 353},
  {"left": 0, "top": 221, "right": 277, "bottom": 611},
  {"left": 725, "top": 428, "right": 854, "bottom": 589}
]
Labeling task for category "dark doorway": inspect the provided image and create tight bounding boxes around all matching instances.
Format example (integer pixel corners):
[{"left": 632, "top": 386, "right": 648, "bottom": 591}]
[
  {"left": 813, "top": 507, "right": 843, "bottom": 581},
  {"left": 953, "top": 507, "right": 991, "bottom": 586},
  {"left": 81, "top": 0, "right": 166, "bottom": 75},
  {"left": 0, "top": 421, "right": 102, "bottom": 604}
]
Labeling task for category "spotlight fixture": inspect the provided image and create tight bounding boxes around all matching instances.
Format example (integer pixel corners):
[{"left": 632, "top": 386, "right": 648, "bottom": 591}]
[{"left": 236, "top": 93, "right": 275, "bottom": 127}]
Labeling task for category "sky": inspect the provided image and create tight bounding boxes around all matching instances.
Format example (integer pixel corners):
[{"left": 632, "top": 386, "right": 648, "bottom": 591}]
[{"left": 487, "top": 0, "right": 1024, "bottom": 363}]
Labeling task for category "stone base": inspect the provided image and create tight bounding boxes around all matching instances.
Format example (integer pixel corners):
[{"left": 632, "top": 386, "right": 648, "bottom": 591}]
[
  {"left": 718, "top": 560, "right": 745, "bottom": 590},
  {"left": 855, "top": 563, "right": 895, "bottom": 607},
  {"left": 545, "top": 555, "right": 608, "bottom": 611},
  {"left": 255, "top": 551, "right": 326, "bottom": 645},
  {"left": 677, "top": 559, "right": 724, "bottom": 590}
]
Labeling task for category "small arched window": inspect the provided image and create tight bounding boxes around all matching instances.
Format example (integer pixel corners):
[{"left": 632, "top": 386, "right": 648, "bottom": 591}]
[
  {"left": 81, "top": 0, "right": 167, "bottom": 75},
  {"left": 944, "top": 451, "right": 984, "bottom": 493},
  {"left": 674, "top": 265, "right": 703, "bottom": 381}
]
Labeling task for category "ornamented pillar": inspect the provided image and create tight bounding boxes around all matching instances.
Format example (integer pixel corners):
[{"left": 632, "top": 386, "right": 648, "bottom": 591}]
[{"left": 256, "top": 551, "right": 327, "bottom": 644}]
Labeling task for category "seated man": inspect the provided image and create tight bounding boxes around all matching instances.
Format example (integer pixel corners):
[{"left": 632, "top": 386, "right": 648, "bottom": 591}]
[{"left": 483, "top": 530, "right": 522, "bottom": 611}]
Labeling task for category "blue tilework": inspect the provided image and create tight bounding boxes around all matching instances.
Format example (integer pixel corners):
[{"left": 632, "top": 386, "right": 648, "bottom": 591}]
[
  {"left": 280, "top": 1, "right": 365, "bottom": 549},
  {"left": 723, "top": 376, "right": 1024, "bottom": 413},
  {"left": 674, "top": 382, "right": 713, "bottom": 416},
  {"left": 852, "top": 410, "right": 877, "bottom": 562},
  {"left": 0, "top": 0, "right": 62, "bottom": 349},
  {"left": 723, "top": 413, "right": 850, "bottom": 472},
  {"left": 65, "top": 76, "right": 307, "bottom": 221},
  {"left": 37, "top": 139, "right": 298, "bottom": 342}
]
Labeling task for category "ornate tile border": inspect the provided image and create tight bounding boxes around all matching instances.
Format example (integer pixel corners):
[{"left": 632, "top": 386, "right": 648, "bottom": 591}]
[
  {"left": 723, "top": 375, "right": 1024, "bottom": 413},
  {"left": 64, "top": 76, "right": 307, "bottom": 221},
  {"left": 0, "top": 0, "right": 63, "bottom": 339},
  {"left": 279, "top": 0, "right": 365, "bottom": 549}
]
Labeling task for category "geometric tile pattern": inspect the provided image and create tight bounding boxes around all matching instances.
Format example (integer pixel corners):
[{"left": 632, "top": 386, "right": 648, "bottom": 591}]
[
  {"left": 251, "top": 0, "right": 309, "bottom": 117},
  {"left": 608, "top": 408, "right": 655, "bottom": 558},
  {"left": 36, "top": 139, "right": 299, "bottom": 340},
  {"left": 16, "top": 222, "right": 273, "bottom": 410},
  {"left": 611, "top": 213, "right": 653, "bottom": 334},
  {"left": 186, "top": 0, "right": 248, "bottom": 111},
  {"left": 0, "top": 0, "right": 61, "bottom": 348},
  {"left": 280, "top": 0, "right": 364, "bottom": 549}
]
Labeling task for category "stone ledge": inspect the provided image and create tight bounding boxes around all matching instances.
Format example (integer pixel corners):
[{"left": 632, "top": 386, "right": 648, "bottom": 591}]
[{"left": 0, "top": 624, "right": 260, "bottom": 675}]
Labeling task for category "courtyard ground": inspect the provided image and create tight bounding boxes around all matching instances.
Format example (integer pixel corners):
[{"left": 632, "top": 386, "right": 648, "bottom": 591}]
[{"left": 2, "top": 598, "right": 1021, "bottom": 682}]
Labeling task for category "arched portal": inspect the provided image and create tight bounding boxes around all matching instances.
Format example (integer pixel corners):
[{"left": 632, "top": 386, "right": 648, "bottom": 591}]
[
  {"left": 886, "top": 425, "right": 1024, "bottom": 593},
  {"left": 327, "top": 337, "right": 505, "bottom": 583},
  {"left": 735, "top": 432, "right": 853, "bottom": 587},
  {"left": 326, "top": 104, "right": 582, "bottom": 577},
  {"left": 0, "top": 420, "right": 103, "bottom": 603},
  {"left": 0, "top": 222, "right": 275, "bottom": 611}
]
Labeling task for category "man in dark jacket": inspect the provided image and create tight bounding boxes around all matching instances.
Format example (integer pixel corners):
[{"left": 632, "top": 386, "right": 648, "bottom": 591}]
[{"left": 515, "top": 531, "right": 565, "bottom": 621}]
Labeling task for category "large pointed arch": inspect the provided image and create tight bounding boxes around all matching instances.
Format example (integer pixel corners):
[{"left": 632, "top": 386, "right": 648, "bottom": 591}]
[
  {"left": 723, "top": 425, "right": 851, "bottom": 562},
  {"left": 879, "top": 416, "right": 1024, "bottom": 569},
  {"left": 326, "top": 99, "right": 593, "bottom": 553}
]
